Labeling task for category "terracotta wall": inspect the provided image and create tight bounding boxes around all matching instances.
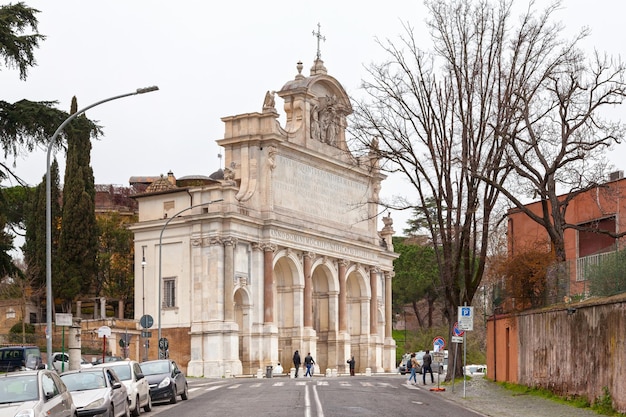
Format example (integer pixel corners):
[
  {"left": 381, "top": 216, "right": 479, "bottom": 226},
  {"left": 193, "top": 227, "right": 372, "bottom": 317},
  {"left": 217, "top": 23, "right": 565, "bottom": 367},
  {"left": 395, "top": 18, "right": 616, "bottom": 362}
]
[{"left": 488, "top": 293, "right": 626, "bottom": 412}]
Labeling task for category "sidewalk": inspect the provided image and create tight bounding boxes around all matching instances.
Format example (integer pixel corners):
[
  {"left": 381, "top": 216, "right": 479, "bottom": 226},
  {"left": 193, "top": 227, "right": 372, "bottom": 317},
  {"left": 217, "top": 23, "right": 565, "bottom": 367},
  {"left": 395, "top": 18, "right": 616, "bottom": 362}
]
[{"left": 438, "top": 375, "right": 601, "bottom": 417}]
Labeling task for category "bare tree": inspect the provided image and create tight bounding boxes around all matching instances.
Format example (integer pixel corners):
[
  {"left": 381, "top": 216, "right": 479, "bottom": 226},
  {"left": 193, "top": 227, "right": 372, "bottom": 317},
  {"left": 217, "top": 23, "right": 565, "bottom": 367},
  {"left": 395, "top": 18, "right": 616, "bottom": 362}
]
[{"left": 350, "top": 0, "right": 583, "bottom": 378}]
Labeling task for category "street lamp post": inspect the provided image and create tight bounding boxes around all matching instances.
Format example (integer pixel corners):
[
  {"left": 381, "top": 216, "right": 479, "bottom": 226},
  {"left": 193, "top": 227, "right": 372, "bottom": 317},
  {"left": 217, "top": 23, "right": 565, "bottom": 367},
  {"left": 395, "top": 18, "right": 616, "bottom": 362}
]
[
  {"left": 141, "top": 248, "right": 147, "bottom": 361},
  {"left": 46, "top": 86, "right": 159, "bottom": 369},
  {"left": 157, "top": 199, "right": 223, "bottom": 358}
]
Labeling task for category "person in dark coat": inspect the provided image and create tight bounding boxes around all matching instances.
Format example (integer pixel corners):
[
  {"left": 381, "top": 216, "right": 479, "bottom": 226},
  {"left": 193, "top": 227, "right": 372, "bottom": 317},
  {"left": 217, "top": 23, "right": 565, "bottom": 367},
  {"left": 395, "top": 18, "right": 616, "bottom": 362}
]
[
  {"left": 293, "top": 350, "right": 301, "bottom": 378},
  {"left": 347, "top": 355, "right": 356, "bottom": 376},
  {"left": 422, "top": 350, "right": 434, "bottom": 385}
]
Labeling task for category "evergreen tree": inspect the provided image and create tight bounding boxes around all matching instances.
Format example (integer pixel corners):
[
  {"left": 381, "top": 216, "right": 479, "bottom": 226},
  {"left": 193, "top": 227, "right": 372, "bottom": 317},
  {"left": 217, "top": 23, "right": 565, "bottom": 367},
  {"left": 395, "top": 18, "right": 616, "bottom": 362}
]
[
  {"left": 23, "top": 159, "right": 61, "bottom": 291},
  {"left": 57, "top": 97, "right": 97, "bottom": 311}
]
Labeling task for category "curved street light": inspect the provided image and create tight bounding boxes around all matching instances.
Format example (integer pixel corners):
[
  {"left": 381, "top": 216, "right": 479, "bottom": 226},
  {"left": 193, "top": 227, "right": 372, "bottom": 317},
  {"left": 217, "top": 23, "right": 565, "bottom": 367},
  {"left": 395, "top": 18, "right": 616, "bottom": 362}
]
[
  {"left": 46, "top": 86, "right": 159, "bottom": 369},
  {"left": 157, "top": 199, "right": 223, "bottom": 357}
]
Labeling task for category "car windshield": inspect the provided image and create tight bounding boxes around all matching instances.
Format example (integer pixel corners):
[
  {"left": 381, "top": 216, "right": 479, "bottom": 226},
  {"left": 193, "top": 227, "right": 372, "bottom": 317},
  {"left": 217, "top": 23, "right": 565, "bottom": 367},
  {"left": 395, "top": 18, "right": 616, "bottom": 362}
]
[
  {"left": 106, "top": 364, "right": 131, "bottom": 380},
  {"left": 61, "top": 371, "right": 107, "bottom": 391},
  {"left": 0, "top": 375, "right": 39, "bottom": 403},
  {"left": 140, "top": 361, "right": 169, "bottom": 375}
]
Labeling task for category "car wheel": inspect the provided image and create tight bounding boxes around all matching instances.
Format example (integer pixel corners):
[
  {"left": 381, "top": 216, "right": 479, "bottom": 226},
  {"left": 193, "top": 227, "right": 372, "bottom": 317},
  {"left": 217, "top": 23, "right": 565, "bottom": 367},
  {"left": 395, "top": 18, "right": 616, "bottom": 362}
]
[
  {"left": 169, "top": 386, "right": 178, "bottom": 404},
  {"left": 143, "top": 395, "right": 152, "bottom": 412},
  {"left": 131, "top": 395, "right": 141, "bottom": 417},
  {"left": 181, "top": 383, "right": 188, "bottom": 400}
]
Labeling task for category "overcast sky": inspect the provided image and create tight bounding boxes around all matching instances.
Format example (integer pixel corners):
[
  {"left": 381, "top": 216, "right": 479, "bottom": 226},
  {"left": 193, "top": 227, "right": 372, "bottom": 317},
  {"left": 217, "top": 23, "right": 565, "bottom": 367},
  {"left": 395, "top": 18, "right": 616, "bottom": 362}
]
[{"left": 2, "top": 0, "right": 625, "bottom": 235}]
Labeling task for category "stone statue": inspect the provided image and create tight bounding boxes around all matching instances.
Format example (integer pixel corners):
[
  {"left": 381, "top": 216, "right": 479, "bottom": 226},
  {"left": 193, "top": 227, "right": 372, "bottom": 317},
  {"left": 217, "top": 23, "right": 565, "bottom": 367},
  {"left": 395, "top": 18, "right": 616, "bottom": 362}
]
[
  {"left": 262, "top": 90, "right": 275, "bottom": 111},
  {"left": 311, "top": 106, "right": 321, "bottom": 141}
]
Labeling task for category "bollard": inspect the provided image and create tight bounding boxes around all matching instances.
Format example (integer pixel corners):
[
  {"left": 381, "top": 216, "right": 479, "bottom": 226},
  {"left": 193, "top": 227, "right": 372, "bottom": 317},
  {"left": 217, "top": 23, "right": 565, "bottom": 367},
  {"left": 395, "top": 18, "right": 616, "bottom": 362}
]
[
  {"left": 325, "top": 368, "right": 332, "bottom": 377},
  {"left": 266, "top": 365, "right": 273, "bottom": 378},
  {"left": 331, "top": 369, "right": 338, "bottom": 377},
  {"left": 257, "top": 369, "right": 264, "bottom": 379},
  {"left": 365, "top": 367, "right": 372, "bottom": 376},
  {"left": 290, "top": 368, "right": 296, "bottom": 378},
  {"left": 225, "top": 370, "right": 231, "bottom": 379}
]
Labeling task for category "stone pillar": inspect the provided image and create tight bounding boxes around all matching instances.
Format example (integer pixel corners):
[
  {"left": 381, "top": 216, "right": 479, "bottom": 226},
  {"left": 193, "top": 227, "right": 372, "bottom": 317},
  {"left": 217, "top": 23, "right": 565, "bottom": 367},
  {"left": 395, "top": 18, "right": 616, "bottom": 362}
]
[
  {"left": 76, "top": 301, "right": 82, "bottom": 320},
  {"left": 263, "top": 244, "right": 276, "bottom": 323},
  {"left": 384, "top": 272, "right": 393, "bottom": 338},
  {"left": 223, "top": 237, "right": 237, "bottom": 322},
  {"left": 100, "top": 297, "right": 106, "bottom": 319},
  {"left": 338, "top": 259, "right": 348, "bottom": 332},
  {"left": 303, "top": 252, "right": 315, "bottom": 328},
  {"left": 68, "top": 320, "right": 82, "bottom": 371},
  {"left": 370, "top": 268, "right": 378, "bottom": 335},
  {"left": 118, "top": 300, "right": 124, "bottom": 319}
]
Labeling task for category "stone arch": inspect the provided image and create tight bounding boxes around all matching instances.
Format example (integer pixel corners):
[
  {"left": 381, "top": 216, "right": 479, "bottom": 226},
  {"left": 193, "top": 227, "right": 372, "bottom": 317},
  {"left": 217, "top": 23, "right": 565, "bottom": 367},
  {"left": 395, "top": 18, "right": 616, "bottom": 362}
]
[
  {"left": 234, "top": 286, "right": 252, "bottom": 374},
  {"left": 345, "top": 265, "right": 369, "bottom": 370},
  {"left": 274, "top": 250, "right": 303, "bottom": 368}
]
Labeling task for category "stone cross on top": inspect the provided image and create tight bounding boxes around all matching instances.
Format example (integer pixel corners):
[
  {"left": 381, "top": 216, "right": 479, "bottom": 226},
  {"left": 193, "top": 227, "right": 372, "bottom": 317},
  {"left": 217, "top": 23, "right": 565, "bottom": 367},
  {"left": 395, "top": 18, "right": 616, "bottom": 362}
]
[{"left": 312, "top": 22, "right": 326, "bottom": 60}]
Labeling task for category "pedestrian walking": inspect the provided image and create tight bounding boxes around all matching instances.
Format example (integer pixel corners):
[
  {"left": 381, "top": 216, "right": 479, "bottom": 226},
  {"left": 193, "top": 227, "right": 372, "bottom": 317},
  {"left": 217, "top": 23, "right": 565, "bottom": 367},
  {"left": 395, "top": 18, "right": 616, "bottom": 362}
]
[
  {"left": 293, "top": 350, "right": 301, "bottom": 378},
  {"left": 304, "top": 352, "right": 315, "bottom": 377},
  {"left": 422, "top": 350, "right": 434, "bottom": 385},
  {"left": 347, "top": 355, "right": 355, "bottom": 376},
  {"left": 407, "top": 353, "right": 418, "bottom": 384}
]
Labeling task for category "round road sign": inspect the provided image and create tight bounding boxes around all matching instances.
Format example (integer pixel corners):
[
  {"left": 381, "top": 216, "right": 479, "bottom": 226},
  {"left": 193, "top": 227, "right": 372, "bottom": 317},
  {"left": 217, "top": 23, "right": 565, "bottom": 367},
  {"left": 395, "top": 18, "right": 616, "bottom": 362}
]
[
  {"left": 140, "top": 315, "right": 154, "bottom": 329},
  {"left": 453, "top": 321, "right": 465, "bottom": 337},
  {"left": 433, "top": 336, "right": 446, "bottom": 350}
]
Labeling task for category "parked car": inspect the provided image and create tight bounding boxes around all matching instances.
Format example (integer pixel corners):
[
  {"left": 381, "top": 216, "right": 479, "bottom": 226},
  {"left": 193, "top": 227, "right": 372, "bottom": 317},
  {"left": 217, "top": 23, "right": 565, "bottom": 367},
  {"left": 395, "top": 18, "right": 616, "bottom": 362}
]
[
  {"left": 91, "top": 356, "right": 124, "bottom": 365},
  {"left": 51, "top": 352, "right": 93, "bottom": 373},
  {"left": 465, "top": 364, "right": 487, "bottom": 376},
  {"left": 414, "top": 350, "right": 446, "bottom": 374},
  {"left": 0, "top": 369, "right": 76, "bottom": 417},
  {"left": 0, "top": 346, "right": 44, "bottom": 372},
  {"left": 60, "top": 367, "right": 129, "bottom": 417},
  {"left": 398, "top": 353, "right": 411, "bottom": 375},
  {"left": 140, "top": 359, "right": 188, "bottom": 404},
  {"left": 95, "top": 360, "right": 151, "bottom": 416}
]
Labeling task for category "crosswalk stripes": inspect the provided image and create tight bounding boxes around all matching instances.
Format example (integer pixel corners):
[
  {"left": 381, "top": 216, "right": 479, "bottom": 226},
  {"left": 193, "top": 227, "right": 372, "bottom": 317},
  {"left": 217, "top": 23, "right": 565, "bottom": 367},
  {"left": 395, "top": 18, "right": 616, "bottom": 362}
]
[{"left": 194, "top": 380, "right": 402, "bottom": 393}]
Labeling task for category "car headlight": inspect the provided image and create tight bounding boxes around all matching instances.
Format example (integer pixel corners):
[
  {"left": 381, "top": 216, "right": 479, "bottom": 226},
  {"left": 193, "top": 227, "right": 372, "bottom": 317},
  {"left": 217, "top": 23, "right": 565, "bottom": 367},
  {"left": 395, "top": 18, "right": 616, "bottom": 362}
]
[
  {"left": 84, "top": 398, "right": 106, "bottom": 409},
  {"left": 14, "top": 410, "right": 35, "bottom": 417},
  {"left": 158, "top": 377, "right": 171, "bottom": 389}
]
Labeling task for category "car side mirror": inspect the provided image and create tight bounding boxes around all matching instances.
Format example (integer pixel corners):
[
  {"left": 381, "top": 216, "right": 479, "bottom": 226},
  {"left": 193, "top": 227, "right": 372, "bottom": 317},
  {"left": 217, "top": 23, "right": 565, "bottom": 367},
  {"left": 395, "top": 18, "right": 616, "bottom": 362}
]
[
  {"left": 44, "top": 390, "right": 54, "bottom": 400},
  {"left": 37, "top": 364, "right": 46, "bottom": 370},
  {"left": 136, "top": 373, "right": 144, "bottom": 381},
  {"left": 112, "top": 382, "right": 123, "bottom": 390}
]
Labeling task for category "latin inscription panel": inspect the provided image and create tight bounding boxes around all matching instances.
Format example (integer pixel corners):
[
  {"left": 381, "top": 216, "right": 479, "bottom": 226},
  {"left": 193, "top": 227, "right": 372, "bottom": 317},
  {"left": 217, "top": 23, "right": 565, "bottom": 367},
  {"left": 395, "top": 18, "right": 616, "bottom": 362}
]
[{"left": 273, "top": 155, "right": 369, "bottom": 228}]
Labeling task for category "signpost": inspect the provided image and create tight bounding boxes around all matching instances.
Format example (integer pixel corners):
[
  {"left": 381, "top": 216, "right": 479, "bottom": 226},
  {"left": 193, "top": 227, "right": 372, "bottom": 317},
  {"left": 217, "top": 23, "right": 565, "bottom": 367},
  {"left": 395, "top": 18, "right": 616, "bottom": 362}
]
[
  {"left": 140, "top": 315, "right": 153, "bottom": 361},
  {"left": 457, "top": 305, "right": 474, "bottom": 398},
  {"left": 97, "top": 326, "right": 112, "bottom": 364},
  {"left": 55, "top": 313, "right": 72, "bottom": 372}
]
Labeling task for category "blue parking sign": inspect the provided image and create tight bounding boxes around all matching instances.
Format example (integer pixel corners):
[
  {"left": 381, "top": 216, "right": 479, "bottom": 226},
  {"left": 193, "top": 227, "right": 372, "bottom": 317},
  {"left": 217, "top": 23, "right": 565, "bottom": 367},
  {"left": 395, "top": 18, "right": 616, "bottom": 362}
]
[{"left": 458, "top": 306, "right": 474, "bottom": 331}]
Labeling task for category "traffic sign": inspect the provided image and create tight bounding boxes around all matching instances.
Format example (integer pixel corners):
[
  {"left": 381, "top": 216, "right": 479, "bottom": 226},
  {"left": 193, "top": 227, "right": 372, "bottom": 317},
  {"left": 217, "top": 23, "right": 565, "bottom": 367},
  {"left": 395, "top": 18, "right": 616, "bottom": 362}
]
[
  {"left": 458, "top": 306, "right": 474, "bottom": 331},
  {"left": 119, "top": 338, "right": 127, "bottom": 348},
  {"left": 55, "top": 313, "right": 73, "bottom": 327},
  {"left": 140, "top": 315, "right": 154, "bottom": 329},
  {"left": 453, "top": 321, "right": 465, "bottom": 337},
  {"left": 433, "top": 336, "right": 446, "bottom": 351},
  {"left": 97, "top": 326, "right": 112, "bottom": 338},
  {"left": 159, "top": 337, "right": 169, "bottom": 351},
  {"left": 452, "top": 336, "right": 464, "bottom": 343},
  {"left": 141, "top": 331, "right": 152, "bottom": 338}
]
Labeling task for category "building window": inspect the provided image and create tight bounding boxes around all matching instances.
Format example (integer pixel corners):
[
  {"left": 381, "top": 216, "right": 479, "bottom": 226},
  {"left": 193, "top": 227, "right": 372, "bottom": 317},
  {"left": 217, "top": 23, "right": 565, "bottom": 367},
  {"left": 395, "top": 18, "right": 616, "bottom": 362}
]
[{"left": 163, "top": 278, "right": 176, "bottom": 308}]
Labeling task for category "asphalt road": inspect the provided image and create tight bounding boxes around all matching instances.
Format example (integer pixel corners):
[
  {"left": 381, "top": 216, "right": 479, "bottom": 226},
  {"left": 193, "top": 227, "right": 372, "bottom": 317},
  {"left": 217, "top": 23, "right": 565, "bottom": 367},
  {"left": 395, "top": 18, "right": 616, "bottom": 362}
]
[{"left": 150, "top": 375, "right": 485, "bottom": 417}]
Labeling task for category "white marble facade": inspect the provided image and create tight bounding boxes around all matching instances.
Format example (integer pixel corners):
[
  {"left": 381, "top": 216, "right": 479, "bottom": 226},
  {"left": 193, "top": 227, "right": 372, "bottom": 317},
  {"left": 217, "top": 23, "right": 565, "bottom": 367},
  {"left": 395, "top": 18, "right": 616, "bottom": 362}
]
[{"left": 132, "top": 58, "right": 397, "bottom": 377}]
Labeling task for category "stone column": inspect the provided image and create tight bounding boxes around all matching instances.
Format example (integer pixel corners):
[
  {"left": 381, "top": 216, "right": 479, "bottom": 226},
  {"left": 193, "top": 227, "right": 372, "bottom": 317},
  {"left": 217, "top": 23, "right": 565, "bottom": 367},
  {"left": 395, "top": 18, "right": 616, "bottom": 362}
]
[
  {"left": 384, "top": 271, "right": 393, "bottom": 338},
  {"left": 76, "top": 301, "right": 82, "bottom": 319},
  {"left": 338, "top": 259, "right": 348, "bottom": 332},
  {"left": 370, "top": 267, "right": 378, "bottom": 335},
  {"left": 100, "top": 297, "right": 106, "bottom": 319},
  {"left": 118, "top": 300, "right": 124, "bottom": 319},
  {"left": 262, "top": 244, "right": 276, "bottom": 323},
  {"left": 223, "top": 237, "right": 237, "bottom": 322},
  {"left": 303, "top": 252, "right": 315, "bottom": 328}
]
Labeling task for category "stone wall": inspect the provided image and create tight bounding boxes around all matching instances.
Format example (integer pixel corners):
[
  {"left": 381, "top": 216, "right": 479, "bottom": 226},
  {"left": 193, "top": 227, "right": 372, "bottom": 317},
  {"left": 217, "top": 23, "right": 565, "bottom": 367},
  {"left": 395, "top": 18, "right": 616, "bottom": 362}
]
[{"left": 489, "top": 293, "right": 626, "bottom": 412}]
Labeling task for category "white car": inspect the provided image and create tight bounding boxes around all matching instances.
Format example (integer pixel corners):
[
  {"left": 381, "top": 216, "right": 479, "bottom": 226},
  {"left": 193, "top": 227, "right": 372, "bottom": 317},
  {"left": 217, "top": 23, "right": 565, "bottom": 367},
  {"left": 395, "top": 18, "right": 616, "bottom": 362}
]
[
  {"left": 95, "top": 360, "right": 152, "bottom": 416},
  {"left": 51, "top": 352, "right": 93, "bottom": 372}
]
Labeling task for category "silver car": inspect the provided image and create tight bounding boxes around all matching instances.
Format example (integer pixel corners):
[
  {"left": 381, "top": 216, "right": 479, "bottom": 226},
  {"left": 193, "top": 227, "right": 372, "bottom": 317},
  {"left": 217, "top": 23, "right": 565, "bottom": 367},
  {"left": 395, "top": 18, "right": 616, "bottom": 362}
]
[
  {"left": 94, "top": 361, "right": 151, "bottom": 416},
  {"left": 60, "top": 368, "right": 129, "bottom": 417},
  {"left": 0, "top": 369, "right": 76, "bottom": 417}
]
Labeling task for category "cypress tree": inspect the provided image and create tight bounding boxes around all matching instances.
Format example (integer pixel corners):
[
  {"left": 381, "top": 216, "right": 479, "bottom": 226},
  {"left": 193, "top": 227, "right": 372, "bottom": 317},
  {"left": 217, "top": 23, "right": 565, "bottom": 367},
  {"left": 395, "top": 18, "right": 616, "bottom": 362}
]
[
  {"left": 23, "top": 159, "right": 61, "bottom": 292},
  {"left": 57, "top": 97, "right": 97, "bottom": 312}
]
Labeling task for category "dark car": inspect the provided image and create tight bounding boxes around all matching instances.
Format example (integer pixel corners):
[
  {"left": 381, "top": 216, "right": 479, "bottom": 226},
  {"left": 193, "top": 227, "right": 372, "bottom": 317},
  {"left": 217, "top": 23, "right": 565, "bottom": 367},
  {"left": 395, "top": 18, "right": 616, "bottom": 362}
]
[
  {"left": 140, "top": 359, "right": 188, "bottom": 404},
  {"left": 0, "top": 346, "right": 43, "bottom": 372}
]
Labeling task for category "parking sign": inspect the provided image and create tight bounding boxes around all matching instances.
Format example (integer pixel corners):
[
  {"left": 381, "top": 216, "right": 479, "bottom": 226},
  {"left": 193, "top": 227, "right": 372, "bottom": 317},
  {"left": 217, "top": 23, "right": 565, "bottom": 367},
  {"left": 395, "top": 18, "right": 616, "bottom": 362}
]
[{"left": 458, "top": 306, "right": 474, "bottom": 331}]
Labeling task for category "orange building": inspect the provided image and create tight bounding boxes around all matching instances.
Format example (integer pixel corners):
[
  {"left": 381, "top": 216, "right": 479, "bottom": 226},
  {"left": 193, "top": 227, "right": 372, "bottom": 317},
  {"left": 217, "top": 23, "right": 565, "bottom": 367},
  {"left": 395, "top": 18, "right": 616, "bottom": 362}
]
[{"left": 506, "top": 172, "right": 626, "bottom": 297}]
